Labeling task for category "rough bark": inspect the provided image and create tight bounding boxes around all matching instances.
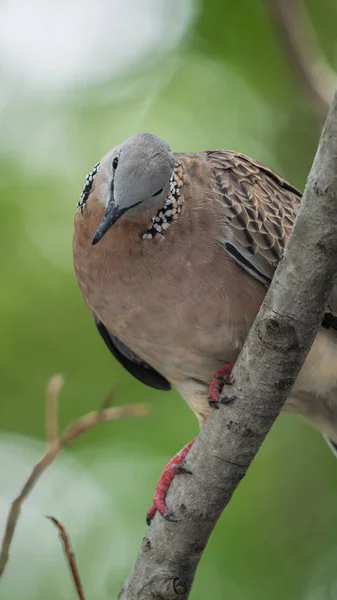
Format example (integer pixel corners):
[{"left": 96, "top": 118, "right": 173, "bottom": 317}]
[{"left": 118, "top": 89, "right": 337, "bottom": 600}]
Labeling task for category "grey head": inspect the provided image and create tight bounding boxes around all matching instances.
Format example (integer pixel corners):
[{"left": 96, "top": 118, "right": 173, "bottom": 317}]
[{"left": 92, "top": 132, "right": 175, "bottom": 245}]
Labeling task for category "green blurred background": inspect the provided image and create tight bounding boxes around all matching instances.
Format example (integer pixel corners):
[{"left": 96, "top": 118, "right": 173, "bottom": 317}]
[{"left": 1, "top": 0, "right": 337, "bottom": 598}]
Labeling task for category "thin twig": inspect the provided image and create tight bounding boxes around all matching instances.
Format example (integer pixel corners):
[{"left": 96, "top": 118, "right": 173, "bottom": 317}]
[
  {"left": 0, "top": 441, "right": 59, "bottom": 578},
  {"left": 100, "top": 387, "right": 116, "bottom": 412},
  {"left": 59, "top": 404, "right": 147, "bottom": 449},
  {"left": 45, "top": 374, "right": 63, "bottom": 448},
  {"left": 47, "top": 516, "right": 86, "bottom": 600},
  {"left": 0, "top": 376, "right": 149, "bottom": 579},
  {"left": 267, "top": 0, "right": 336, "bottom": 120}
]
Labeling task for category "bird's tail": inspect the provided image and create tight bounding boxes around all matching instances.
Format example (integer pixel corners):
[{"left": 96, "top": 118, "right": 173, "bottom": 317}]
[{"left": 323, "top": 434, "right": 337, "bottom": 458}]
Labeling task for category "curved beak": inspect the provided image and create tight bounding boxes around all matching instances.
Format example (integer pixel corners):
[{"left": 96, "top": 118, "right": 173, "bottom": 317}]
[{"left": 92, "top": 202, "right": 128, "bottom": 246}]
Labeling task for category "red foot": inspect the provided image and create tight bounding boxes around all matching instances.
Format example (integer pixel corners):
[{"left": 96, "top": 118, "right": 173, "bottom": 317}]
[
  {"left": 146, "top": 439, "right": 195, "bottom": 525},
  {"left": 208, "top": 362, "right": 235, "bottom": 407}
]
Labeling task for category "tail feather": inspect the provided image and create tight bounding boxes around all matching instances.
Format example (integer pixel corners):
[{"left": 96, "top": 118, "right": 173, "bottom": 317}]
[
  {"left": 322, "top": 312, "right": 337, "bottom": 330},
  {"left": 323, "top": 434, "right": 337, "bottom": 458}
]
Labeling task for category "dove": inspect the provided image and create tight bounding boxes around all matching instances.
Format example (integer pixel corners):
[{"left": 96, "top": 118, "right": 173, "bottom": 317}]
[{"left": 73, "top": 132, "right": 337, "bottom": 523}]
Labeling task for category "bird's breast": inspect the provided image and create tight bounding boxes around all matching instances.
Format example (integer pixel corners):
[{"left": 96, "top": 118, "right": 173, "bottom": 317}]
[{"left": 73, "top": 196, "right": 266, "bottom": 381}]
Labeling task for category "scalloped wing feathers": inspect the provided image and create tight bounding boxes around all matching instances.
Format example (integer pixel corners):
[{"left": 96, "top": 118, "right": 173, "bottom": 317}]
[{"left": 207, "top": 150, "right": 302, "bottom": 286}]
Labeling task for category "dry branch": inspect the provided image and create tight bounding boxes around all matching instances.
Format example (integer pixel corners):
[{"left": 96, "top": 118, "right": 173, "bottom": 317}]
[
  {"left": 0, "top": 375, "right": 148, "bottom": 579},
  {"left": 119, "top": 90, "right": 337, "bottom": 599},
  {"left": 47, "top": 516, "right": 86, "bottom": 600}
]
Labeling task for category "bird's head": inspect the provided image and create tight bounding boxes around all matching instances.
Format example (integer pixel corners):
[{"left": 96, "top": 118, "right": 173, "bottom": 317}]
[{"left": 87, "top": 132, "right": 175, "bottom": 245}]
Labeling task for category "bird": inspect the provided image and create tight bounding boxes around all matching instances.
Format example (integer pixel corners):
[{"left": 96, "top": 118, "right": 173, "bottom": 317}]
[{"left": 73, "top": 132, "right": 337, "bottom": 523}]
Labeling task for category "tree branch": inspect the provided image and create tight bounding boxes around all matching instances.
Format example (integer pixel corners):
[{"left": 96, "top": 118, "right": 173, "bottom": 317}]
[
  {"left": 118, "top": 89, "right": 337, "bottom": 599},
  {"left": 47, "top": 516, "right": 86, "bottom": 600},
  {"left": 0, "top": 376, "right": 149, "bottom": 579},
  {"left": 267, "top": 0, "right": 336, "bottom": 120}
]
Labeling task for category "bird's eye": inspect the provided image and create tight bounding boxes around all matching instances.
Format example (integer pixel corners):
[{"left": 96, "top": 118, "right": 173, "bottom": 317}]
[
  {"left": 152, "top": 188, "right": 163, "bottom": 197},
  {"left": 112, "top": 156, "right": 119, "bottom": 171}
]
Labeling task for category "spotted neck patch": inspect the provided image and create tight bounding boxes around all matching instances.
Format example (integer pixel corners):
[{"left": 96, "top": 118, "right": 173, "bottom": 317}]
[
  {"left": 142, "top": 165, "right": 184, "bottom": 240},
  {"left": 77, "top": 162, "right": 100, "bottom": 212}
]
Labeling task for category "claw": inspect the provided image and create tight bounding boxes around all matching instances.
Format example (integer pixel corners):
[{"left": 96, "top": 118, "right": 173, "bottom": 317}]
[
  {"left": 163, "top": 511, "right": 178, "bottom": 522},
  {"left": 176, "top": 464, "right": 192, "bottom": 475},
  {"left": 146, "top": 504, "right": 157, "bottom": 525},
  {"left": 208, "top": 362, "right": 235, "bottom": 407},
  {"left": 146, "top": 439, "right": 195, "bottom": 524},
  {"left": 220, "top": 395, "right": 236, "bottom": 404},
  {"left": 208, "top": 400, "right": 220, "bottom": 409}
]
